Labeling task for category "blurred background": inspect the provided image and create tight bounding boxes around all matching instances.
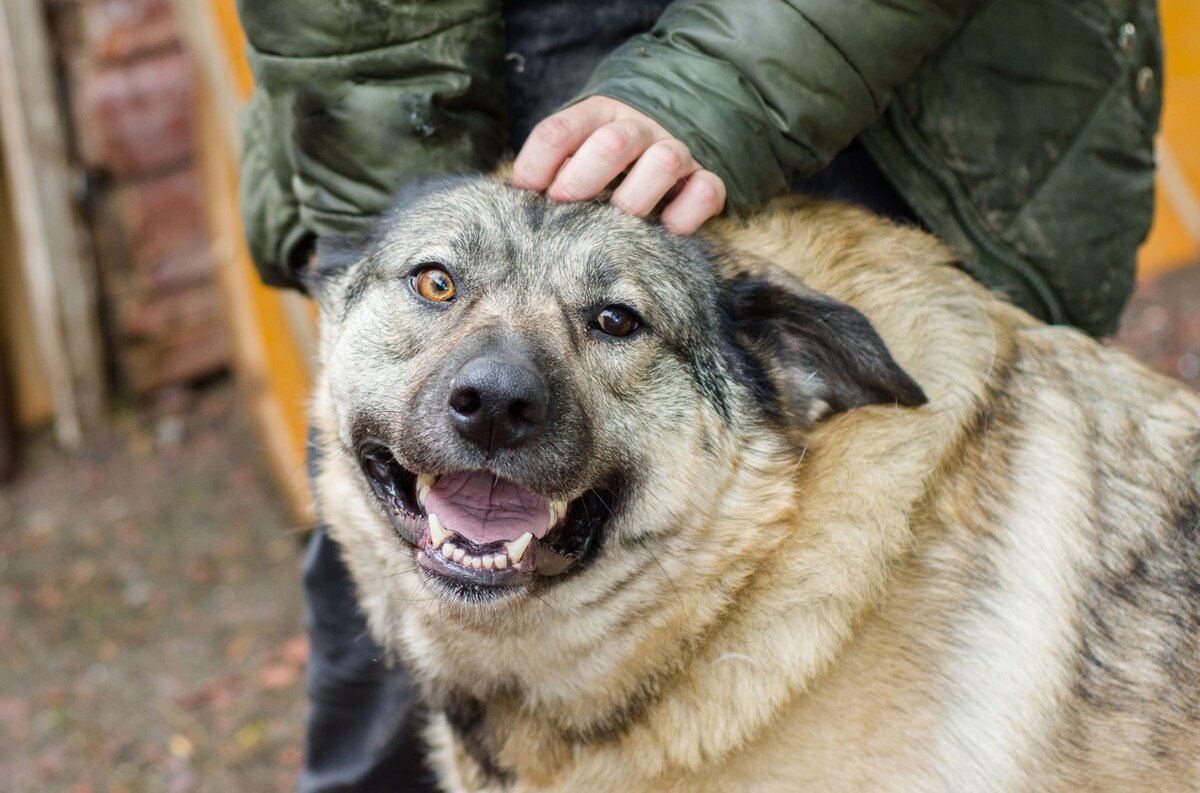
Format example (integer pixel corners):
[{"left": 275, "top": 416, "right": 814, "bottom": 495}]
[{"left": 0, "top": 0, "right": 1197, "bottom": 790}]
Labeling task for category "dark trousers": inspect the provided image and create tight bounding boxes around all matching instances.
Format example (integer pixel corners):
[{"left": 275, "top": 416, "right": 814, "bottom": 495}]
[{"left": 297, "top": 3, "right": 917, "bottom": 791}]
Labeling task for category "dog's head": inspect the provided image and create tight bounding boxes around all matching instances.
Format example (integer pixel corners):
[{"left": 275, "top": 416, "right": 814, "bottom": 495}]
[{"left": 310, "top": 177, "right": 926, "bottom": 609}]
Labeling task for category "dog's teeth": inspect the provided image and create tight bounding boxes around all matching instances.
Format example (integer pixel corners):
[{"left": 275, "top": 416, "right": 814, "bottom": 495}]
[
  {"left": 494, "top": 554, "right": 508, "bottom": 570},
  {"left": 483, "top": 555, "right": 495, "bottom": 571},
  {"left": 442, "top": 541, "right": 457, "bottom": 558},
  {"left": 420, "top": 472, "right": 444, "bottom": 503},
  {"left": 505, "top": 532, "right": 534, "bottom": 564},
  {"left": 416, "top": 474, "right": 439, "bottom": 507},
  {"left": 452, "top": 547, "right": 467, "bottom": 564},
  {"left": 470, "top": 556, "right": 484, "bottom": 571},
  {"left": 547, "top": 500, "right": 568, "bottom": 531},
  {"left": 427, "top": 513, "right": 450, "bottom": 548}
]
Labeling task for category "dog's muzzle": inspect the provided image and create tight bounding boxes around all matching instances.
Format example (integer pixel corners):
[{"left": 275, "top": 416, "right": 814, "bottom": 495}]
[{"left": 353, "top": 332, "right": 617, "bottom": 600}]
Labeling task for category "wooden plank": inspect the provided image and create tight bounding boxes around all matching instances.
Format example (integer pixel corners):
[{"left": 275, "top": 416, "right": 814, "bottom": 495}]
[
  {"left": 171, "top": 0, "right": 317, "bottom": 524},
  {"left": 194, "top": 88, "right": 316, "bottom": 522},
  {"left": 0, "top": 348, "right": 13, "bottom": 482},
  {"left": 0, "top": 0, "right": 105, "bottom": 446},
  {"left": 0, "top": 140, "right": 54, "bottom": 428},
  {"left": 170, "top": 0, "right": 243, "bottom": 155}
]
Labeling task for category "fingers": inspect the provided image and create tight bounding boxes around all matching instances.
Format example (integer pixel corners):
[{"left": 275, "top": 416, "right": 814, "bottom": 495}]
[
  {"left": 512, "top": 96, "right": 728, "bottom": 235},
  {"left": 512, "top": 101, "right": 615, "bottom": 190},
  {"left": 660, "top": 170, "right": 727, "bottom": 235},
  {"left": 610, "top": 140, "right": 697, "bottom": 217},
  {"left": 545, "top": 120, "right": 656, "bottom": 202}
]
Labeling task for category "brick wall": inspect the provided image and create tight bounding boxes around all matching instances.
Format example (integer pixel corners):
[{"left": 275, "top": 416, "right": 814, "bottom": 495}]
[{"left": 50, "top": 0, "right": 228, "bottom": 397}]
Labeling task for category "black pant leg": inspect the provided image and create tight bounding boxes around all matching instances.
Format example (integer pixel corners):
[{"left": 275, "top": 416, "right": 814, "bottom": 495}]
[{"left": 297, "top": 529, "right": 439, "bottom": 793}]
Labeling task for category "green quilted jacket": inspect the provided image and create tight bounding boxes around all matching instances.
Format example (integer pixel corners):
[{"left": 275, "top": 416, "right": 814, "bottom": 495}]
[{"left": 238, "top": 0, "right": 1161, "bottom": 336}]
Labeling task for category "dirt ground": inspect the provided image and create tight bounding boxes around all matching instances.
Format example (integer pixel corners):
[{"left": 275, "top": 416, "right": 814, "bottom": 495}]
[
  {"left": 1, "top": 387, "right": 308, "bottom": 792},
  {"left": 1, "top": 263, "right": 1198, "bottom": 792}
]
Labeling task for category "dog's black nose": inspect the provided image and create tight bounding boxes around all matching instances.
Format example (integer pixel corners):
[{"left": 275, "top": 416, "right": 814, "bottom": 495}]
[{"left": 449, "top": 356, "right": 548, "bottom": 451}]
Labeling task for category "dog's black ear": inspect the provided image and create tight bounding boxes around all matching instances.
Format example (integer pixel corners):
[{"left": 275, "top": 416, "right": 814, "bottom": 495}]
[
  {"left": 727, "top": 271, "right": 927, "bottom": 425},
  {"left": 303, "top": 234, "right": 371, "bottom": 308}
]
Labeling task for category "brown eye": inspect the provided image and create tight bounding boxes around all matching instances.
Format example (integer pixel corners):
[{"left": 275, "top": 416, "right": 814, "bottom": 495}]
[
  {"left": 411, "top": 266, "right": 456, "bottom": 303},
  {"left": 594, "top": 306, "right": 640, "bottom": 337}
]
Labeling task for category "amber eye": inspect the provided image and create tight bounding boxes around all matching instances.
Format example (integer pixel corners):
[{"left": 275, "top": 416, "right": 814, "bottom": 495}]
[
  {"left": 593, "top": 306, "right": 641, "bottom": 337},
  {"left": 410, "top": 265, "right": 456, "bottom": 303}
]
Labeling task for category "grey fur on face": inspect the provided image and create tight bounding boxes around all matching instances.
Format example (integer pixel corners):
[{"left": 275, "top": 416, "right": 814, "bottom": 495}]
[{"left": 311, "top": 178, "right": 923, "bottom": 568}]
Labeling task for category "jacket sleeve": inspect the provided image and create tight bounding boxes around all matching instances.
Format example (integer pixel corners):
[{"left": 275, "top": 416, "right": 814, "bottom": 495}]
[
  {"left": 575, "top": 0, "right": 981, "bottom": 216},
  {"left": 237, "top": 0, "right": 508, "bottom": 290}
]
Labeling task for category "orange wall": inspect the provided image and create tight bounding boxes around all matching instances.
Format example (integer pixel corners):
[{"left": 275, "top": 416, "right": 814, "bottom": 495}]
[{"left": 1138, "top": 0, "right": 1200, "bottom": 277}]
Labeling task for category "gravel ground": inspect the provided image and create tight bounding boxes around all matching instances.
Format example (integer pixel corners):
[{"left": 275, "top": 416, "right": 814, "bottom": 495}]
[
  {"left": 0, "top": 261, "right": 1196, "bottom": 792},
  {"left": 0, "top": 387, "right": 308, "bottom": 792}
]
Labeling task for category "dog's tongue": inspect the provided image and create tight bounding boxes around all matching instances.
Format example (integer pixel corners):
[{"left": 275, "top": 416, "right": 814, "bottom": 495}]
[{"left": 425, "top": 471, "right": 550, "bottom": 545}]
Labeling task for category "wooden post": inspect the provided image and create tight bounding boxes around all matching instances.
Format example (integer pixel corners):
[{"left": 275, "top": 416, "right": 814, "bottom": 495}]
[
  {"left": 0, "top": 0, "right": 105, "bottom": 447},
  {"left": 0, "top": 350, "right": 13, "bottom": 482},
  {"left": 170, "top": 0, "right": 318, "bottom": 523}
]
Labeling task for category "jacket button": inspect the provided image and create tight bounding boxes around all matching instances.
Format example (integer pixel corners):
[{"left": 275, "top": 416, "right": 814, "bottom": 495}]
[
  {"left": 1117, "top": 22, "right": 1136, "bottom": 54},
  {"left": 1137, "top": 66, "right": 1154, "bottom": 96}
]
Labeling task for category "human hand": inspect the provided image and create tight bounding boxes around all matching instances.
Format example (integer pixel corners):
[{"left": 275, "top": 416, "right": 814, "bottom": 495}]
[{"left": 512, "top": 96, "right": 727, "bottom": 235}]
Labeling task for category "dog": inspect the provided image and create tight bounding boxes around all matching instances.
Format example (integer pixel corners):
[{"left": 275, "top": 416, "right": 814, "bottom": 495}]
[{"left": 306, "top": 176, "right": 1200, "bottom": 792}]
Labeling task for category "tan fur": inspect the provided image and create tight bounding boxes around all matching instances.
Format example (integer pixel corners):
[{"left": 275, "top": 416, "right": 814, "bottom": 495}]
[{"left": 312, "top": 193, "right": 1200, "bottom": 792}]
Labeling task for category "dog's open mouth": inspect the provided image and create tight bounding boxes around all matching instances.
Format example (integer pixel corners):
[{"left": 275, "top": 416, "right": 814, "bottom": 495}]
[{"left": 358, "top": 443, "right": 610, "bottom": 595}]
